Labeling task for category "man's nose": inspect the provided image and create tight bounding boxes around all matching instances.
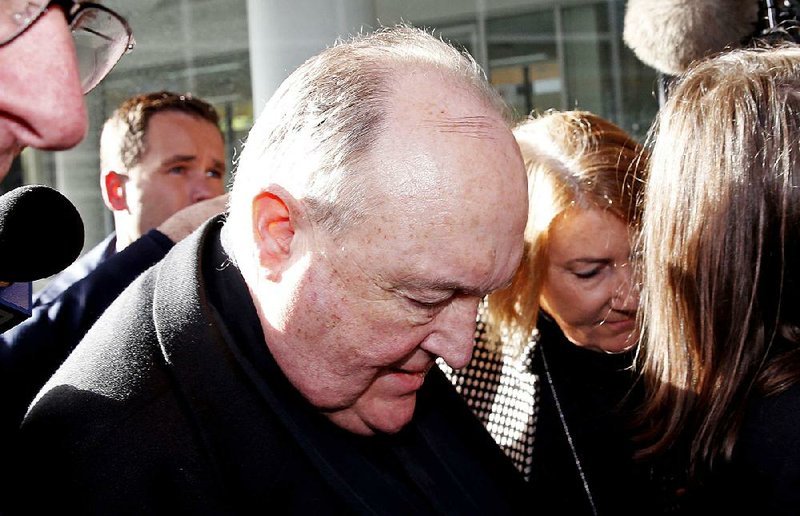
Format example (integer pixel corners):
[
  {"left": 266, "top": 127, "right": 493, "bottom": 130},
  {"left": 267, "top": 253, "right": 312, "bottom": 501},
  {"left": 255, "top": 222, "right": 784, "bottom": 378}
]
[
  {"left": 1, "top": 8, "right": 87, "bottom": 151},
  {"left": 419, "top": 296, "right": 479, "bottom": 369},
  {"left": 190, "top": 173, "right": 223, "bottom": 203}
]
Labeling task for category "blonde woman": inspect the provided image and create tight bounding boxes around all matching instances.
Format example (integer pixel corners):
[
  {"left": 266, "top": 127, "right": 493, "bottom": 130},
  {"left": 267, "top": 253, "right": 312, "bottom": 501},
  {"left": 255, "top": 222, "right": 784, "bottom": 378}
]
[{"left": 442, "top": 111, "right": 651, "bottom": 515}]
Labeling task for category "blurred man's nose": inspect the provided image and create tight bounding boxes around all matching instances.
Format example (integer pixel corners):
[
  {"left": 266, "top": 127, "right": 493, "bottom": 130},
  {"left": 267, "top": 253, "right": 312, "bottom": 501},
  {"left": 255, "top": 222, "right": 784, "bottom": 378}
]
[
  {"left": 420, "top": 296, "right": 479, "bottom": 369},
  {"left": 0, "top": 8, "right": 87, "bottom": 151}
]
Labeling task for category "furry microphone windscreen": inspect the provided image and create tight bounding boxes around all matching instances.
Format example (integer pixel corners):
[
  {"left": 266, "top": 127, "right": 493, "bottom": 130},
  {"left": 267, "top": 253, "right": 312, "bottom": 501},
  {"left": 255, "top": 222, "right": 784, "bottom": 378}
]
[{"left": 623, "top": 0, "right": 760, "bottom": 76}]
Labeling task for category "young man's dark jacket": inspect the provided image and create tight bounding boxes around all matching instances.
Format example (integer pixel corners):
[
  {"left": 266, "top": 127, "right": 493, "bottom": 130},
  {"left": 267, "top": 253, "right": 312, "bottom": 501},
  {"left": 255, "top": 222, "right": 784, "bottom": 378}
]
[{"left": 0, "top": 230, "right": 174, "bottom": 446}]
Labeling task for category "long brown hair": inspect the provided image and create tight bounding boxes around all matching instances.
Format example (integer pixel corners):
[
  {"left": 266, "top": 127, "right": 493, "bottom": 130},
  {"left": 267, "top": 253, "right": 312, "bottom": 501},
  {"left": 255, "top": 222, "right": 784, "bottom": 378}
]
[
  {"left": 486, "top": 110, "right": 647, "bottom": 352},
  {"left": 637, "top": 45, "right": 800, "bottom": 479}
]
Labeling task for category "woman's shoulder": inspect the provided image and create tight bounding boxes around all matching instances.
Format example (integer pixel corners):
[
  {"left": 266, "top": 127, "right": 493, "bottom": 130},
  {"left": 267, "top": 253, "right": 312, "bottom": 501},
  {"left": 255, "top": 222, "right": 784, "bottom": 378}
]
[
  {"left": 740, "top": 336, "right": 800, "bottom": 451},
  {"left": 738, "top": 381, "right": 800, "bottom": 452},
  {"left": 728, "top": 382, "right": 800, "bottom": 511}
]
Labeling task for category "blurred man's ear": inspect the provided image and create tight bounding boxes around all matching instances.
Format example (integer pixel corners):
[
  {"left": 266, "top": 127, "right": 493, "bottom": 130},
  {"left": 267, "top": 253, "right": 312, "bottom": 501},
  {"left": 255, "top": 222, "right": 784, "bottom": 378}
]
[
  {"left": 253, "top": 190, "right": 296, "bottom": 281},
  {"left": 101, "top": 171, "right": 128, "bottom": 211}
]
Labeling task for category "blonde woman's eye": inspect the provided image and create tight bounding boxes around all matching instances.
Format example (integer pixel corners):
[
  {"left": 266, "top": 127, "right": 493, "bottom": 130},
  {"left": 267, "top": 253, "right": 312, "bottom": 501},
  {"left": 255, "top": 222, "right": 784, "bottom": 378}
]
[{"left": 574, "top": 266, "right": 602, "bottom": 279}]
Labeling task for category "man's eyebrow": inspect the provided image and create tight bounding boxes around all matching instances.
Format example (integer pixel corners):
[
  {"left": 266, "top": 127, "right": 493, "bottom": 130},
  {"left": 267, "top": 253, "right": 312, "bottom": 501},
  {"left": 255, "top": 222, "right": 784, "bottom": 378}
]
[
  {"left": 425, "top": 115, "right": 498, "bottom": 139},
  {"left": 398, "top": 278, "right": 486, "bottom": 297},
  {"left": 160, "top": 154, "right": 197, "bottom": 166},
  {"left": 160, "top": 155, "right": 226, "bottom": 171}
]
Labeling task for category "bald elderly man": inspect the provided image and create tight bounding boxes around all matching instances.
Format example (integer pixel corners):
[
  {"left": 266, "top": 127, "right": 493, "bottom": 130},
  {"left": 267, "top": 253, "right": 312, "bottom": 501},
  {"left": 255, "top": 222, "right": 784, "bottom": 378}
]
[{"left": 15, "top": 26, "right": 530, "bottom": 513}]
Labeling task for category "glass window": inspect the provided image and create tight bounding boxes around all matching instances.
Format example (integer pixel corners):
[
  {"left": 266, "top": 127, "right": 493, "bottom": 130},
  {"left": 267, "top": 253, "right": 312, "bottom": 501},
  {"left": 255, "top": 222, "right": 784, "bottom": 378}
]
[
  {"left": 440, "top": 1, "right": 658, "bottom": 140},
  {"left": 486, "top": 10, "right": 560, "bottom": 120}
]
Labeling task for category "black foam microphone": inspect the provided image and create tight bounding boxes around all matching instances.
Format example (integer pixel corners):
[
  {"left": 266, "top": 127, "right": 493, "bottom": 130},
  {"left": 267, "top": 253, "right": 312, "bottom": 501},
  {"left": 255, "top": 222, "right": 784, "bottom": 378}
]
[{"left": 0, "top": 185, "right": 84, "bottom": 331}]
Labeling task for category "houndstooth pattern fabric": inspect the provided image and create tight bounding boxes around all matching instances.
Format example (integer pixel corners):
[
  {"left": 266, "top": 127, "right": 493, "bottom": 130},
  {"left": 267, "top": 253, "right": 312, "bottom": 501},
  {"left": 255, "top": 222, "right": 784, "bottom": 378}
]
[{"left": 438, "top": 305, "right": 539, "bottom": 480}]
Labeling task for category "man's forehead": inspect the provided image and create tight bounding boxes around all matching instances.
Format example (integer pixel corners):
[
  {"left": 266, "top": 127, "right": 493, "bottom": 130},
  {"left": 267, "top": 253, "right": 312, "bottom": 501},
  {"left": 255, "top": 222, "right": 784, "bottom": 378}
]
[
  {"left": 340, "top": 68, "right": 526, "bottom": 295},
  {"left": 421, "top": 114, "right": 506, "bottom": 141},
  {"left": 381, "top": 106, "right": 514, "bottom": 182},
  {"left": 387, "top": 67, "right": 503, "bottom": 124}
]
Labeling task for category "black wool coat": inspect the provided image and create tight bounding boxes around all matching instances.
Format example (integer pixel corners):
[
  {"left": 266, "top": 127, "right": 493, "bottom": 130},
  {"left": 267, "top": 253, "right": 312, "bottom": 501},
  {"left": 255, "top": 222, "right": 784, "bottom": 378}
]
[{"left": 12, "top": 217, "right": 527, "bottom": 515}]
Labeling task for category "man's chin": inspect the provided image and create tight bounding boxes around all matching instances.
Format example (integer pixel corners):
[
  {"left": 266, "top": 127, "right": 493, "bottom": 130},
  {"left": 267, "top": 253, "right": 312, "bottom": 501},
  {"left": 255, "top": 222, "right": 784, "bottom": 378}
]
[
  {"left": 365, "top": 395, "right": 418, "bottom": 435},
  {"left": 326, "top": 395, "right": 418, "bottom": 436}
]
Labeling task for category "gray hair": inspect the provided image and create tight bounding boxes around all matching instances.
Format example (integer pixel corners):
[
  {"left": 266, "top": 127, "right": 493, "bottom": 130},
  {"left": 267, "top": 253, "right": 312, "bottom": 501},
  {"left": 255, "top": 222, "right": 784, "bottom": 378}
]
[{"left": 225, "top": 24, "right": 508, "bottom": 269}]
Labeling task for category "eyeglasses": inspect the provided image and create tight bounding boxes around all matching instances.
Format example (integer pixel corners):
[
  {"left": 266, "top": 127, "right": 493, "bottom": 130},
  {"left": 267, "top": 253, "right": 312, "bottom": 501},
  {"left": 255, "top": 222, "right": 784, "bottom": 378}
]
[{"left": 0, "top": 0, "right": 135, "bottom": 93}]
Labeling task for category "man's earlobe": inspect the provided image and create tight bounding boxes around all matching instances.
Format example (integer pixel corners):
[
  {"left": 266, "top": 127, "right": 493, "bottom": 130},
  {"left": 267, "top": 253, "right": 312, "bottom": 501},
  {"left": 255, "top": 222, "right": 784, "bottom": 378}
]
[
  {"left": 253, "top": 191, "right": 295, "bottom": 278},
  {"left": 103, "top": 171, "right": 128, "bottom": 211}
]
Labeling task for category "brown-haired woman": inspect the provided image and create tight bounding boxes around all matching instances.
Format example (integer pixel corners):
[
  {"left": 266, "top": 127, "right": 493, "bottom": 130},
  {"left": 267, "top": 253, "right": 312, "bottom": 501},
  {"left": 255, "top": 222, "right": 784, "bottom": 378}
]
[{"left": 638, "top": 44, "right": 800, "bottom": 512}]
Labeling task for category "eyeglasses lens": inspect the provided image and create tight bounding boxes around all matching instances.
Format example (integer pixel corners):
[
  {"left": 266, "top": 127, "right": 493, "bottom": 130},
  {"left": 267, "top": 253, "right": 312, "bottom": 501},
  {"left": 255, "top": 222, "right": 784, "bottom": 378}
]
[{"left": 71, "top": 6, "right": 133, "bottom": 93}]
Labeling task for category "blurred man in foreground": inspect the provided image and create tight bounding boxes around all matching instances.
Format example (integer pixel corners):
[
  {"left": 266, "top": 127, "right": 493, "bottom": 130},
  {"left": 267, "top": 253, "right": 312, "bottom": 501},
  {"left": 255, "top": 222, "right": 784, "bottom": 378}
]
[{"left": 0, "top": 1, "right": 134, "bottom": 181}]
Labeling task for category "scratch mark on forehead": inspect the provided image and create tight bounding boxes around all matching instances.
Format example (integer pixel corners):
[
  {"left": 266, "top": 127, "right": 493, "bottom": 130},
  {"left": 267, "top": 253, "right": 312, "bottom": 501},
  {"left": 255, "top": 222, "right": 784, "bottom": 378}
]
[{"left": 425, "top": 115, "right": 499, "bottom": 140}]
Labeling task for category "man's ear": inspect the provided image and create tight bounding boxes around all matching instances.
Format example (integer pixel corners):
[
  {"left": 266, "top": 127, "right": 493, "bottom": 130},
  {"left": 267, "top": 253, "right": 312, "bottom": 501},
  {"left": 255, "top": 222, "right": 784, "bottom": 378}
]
[
  {"left": 252, "top": 190, "right": 297, "bottom": 279},
  {"left": 102, "top": 171, "right": 128, "bottom": 211}
]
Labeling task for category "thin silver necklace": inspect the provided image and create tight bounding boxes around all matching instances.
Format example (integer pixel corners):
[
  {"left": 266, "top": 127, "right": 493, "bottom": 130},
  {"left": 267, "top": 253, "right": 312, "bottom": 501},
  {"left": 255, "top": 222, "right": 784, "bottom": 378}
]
[{"left": 540, "top": 344, "right": 598, "bottom": 516}]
